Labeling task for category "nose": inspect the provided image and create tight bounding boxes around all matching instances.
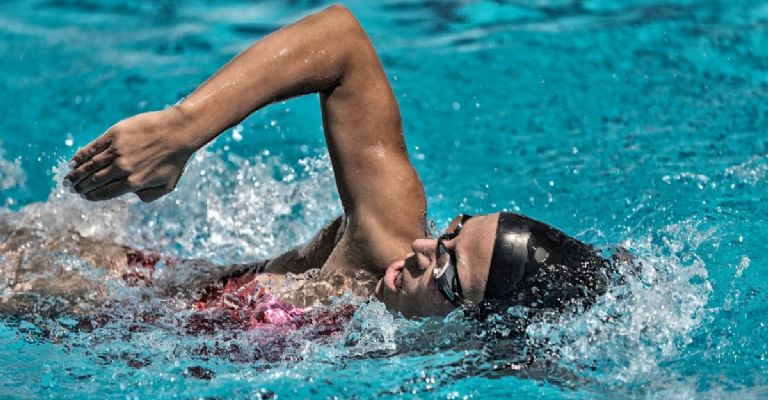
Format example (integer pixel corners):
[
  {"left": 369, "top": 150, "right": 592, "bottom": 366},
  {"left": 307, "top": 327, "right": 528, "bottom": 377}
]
[{"left": 412, "top": 238, "right": 438, "bottom": 270}]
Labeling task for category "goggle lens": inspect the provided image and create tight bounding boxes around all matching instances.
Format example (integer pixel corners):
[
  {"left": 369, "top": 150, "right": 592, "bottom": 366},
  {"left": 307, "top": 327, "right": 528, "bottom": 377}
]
[{"left": 432, "top": 214, "right": 472, "bottom": 307}]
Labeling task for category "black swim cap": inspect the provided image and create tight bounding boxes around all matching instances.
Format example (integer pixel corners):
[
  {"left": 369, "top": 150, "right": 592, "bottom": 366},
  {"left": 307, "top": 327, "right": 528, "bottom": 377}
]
[{"left": 484, "top": 212, "right": 606, "bottom": 303}]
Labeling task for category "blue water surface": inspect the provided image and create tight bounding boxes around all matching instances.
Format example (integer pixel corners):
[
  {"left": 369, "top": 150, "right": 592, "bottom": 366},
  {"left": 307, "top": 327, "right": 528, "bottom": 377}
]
[{"left": 1, "top": 0, "right": 767, "bottom": 398}]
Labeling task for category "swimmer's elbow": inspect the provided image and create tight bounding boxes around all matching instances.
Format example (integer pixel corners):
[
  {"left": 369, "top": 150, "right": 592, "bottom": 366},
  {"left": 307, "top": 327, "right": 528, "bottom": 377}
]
[
  {"left": 320, "top": 4, "right": 369, "bottom": 50},
  {"left": 322, "top": 4, "right": 358, "bottom": 28},
  {"left": 320, "top": 4, "right": 384, "bottom": 84}
]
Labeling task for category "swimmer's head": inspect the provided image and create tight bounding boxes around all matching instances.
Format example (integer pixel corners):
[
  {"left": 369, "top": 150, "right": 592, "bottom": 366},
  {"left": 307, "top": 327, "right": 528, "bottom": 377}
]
[{"left": 375, "top": 212, "right": 609, "bottom": 318}]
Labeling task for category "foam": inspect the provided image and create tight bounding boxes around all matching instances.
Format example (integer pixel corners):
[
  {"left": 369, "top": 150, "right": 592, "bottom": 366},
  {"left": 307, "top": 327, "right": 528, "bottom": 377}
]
[
  {"left": 8, "top": 148, "right": 340, "bottom": 265},
  {"left": 524, "top": 217, "right": 713, "bottom": 388},
  {"left": 0, "top": 148, "right": 727, "bottom": 395},
  {"left": 724, "top": 154, "right": 768, "bottom": 186},
  {"left": 0, "top": 144, "right": 25, "bottom": 192}
]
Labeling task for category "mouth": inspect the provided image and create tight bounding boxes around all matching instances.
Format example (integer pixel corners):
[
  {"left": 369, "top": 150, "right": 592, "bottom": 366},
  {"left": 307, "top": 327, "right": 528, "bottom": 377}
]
[{"left": 383, "top": 259, "right": 405, "bottom": 293}]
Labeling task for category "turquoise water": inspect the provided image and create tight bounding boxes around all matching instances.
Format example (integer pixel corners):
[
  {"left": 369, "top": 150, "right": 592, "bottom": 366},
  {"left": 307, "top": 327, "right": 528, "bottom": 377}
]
[{"left": 1, "top": 0, "right": 767, "bottom": 398}]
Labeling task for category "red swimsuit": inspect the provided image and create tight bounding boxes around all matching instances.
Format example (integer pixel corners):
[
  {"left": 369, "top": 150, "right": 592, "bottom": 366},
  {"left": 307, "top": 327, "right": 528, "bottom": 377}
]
[{"left": 121, "top": 248, "right": 357, "bottom": 335}]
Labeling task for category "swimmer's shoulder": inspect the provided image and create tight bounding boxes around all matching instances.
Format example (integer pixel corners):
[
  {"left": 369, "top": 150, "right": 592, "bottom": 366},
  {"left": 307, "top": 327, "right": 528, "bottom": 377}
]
[
  {"left": 321, "top": 215, "right": 417, "bottom": 278},
  {"left": 263, "top": 214, "right": 346, "bottom": 275}
]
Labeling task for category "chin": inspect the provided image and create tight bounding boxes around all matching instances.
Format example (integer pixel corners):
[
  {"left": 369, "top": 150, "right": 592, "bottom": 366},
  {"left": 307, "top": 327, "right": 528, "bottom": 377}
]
[{"left": 374, "top": 278, "right": 398, "bottom": 308}]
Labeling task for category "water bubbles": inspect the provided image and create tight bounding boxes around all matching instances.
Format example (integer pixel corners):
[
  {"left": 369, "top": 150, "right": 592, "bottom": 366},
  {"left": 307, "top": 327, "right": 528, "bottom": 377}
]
[
  {"left": 0, "top": 148, "right": 748, "bottom": 397},
  {"left": 724, "top": 154, "right": 768, "bottom": 185},
  {"left": 452, "top": 102, "right": 461, "bottom": 111},
  {"left": 232, "top": 125, "right": 244, "bottom": 142},
  {"left": 6, "top": 149, "right": 340, "bottom": 269},
  {"left": 734, "top": 256, "right": 750, "bottom": 278},
  {"left": 524, "top": 218, "right": 713, "bottom": 388},
  {"left": 340, "top": 299, "right": 399, "bottom": 357},
  {"left": 64, "top": 133, "right": 74, "bottom": 147},
  {"left": 0, "top": 144, "right": 25, "bottom": 190}
]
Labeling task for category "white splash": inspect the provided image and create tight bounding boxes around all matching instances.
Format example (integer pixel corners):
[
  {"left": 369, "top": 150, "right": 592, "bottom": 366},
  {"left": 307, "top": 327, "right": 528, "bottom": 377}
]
[
  {"left": 724, "top": 154, "right": 768, "bottom": 185},
  {"left": 526, "top": 217, "right": 713, "bottom": 387},
  {"left": 0, "top": 144, "right": 25, "bottom": 191},
  {"left": 340, "top": 298, "right": 403, "bottom": 357},
  {"left": 7, "top": 148, "right": 340, "bottom": 264}
]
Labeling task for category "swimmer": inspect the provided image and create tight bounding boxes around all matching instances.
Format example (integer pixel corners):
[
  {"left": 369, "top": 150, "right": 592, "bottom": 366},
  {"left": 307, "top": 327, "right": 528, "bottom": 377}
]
[{"left": 59, "top": 5, "right": 610, "bottom": 319}]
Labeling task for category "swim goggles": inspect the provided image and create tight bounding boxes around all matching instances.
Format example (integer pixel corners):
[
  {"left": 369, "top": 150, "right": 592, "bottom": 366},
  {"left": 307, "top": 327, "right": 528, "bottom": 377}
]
[{"left": 433, "top": 214, "right": 473, "bottom": 307}]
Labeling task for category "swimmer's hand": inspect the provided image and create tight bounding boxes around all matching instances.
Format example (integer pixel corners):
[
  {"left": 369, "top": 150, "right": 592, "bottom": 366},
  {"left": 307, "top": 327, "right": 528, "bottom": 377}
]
[{"left": 64, "top": 107, "right": 195, "bottom": 202}]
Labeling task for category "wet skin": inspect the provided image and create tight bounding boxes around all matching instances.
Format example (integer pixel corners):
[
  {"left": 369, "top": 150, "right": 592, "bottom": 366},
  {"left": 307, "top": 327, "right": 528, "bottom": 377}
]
[
  {"left": 375, "top": 213, "right": 499, "bottom": 318},
  {"left": 62, "top": 5, "right": 508, "bottom": 318}
]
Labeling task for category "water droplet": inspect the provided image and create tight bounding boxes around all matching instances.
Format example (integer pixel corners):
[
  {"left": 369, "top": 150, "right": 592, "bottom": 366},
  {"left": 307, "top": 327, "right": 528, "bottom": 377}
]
[{"left": 232, "top": 124, "right": 244, "bottom": 142}]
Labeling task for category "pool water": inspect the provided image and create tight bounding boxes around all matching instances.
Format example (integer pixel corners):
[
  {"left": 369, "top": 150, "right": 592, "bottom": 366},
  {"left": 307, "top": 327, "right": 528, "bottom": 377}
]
[{"left": 1, "top": 0, "right": 767, "bottom": 398}]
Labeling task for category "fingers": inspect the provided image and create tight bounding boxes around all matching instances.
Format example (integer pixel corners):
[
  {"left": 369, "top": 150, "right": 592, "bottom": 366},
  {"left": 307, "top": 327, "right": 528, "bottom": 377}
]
[
  {"left": 83, "top": 179, "right": 134, "bottom": 201},
  {"left": 135, "top": 186, "right": 169, "bottom": 203},
  {"left": 64, "top": 150, "right": 116, "bottom": 188},
  {"left": 74, "top": 164, "right": 128, "bottom": 195},
  {"left": 69, "top": 133, "right": 113, "bottom": 169}
]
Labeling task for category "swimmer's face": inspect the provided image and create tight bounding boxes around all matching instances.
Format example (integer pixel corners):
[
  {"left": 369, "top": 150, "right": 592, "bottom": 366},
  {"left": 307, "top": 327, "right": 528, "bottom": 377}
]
[{"left": 375, "top": 213, "right": 499, "bottom": 318}]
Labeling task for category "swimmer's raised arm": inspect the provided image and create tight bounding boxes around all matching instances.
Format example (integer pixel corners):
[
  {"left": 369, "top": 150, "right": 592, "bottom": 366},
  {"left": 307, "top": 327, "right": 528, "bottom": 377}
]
[
  {"left": 65, "top": 5, "right": 365, "bottom": 202},
  {"left": 67, "top": 5, "right": 425, "bottom": 269}
]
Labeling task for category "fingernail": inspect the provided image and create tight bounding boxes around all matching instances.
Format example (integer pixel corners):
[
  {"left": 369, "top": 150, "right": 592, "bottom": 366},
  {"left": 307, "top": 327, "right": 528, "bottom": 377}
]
[
  {"left": 68, "top": 161, "right": 77, "bottom": 169},
  {"left": 69, "top": 187, "right": 76, "bottom": 194},
  {"left": 63, "top": 179, "right": 72, "bottom": 188}
]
